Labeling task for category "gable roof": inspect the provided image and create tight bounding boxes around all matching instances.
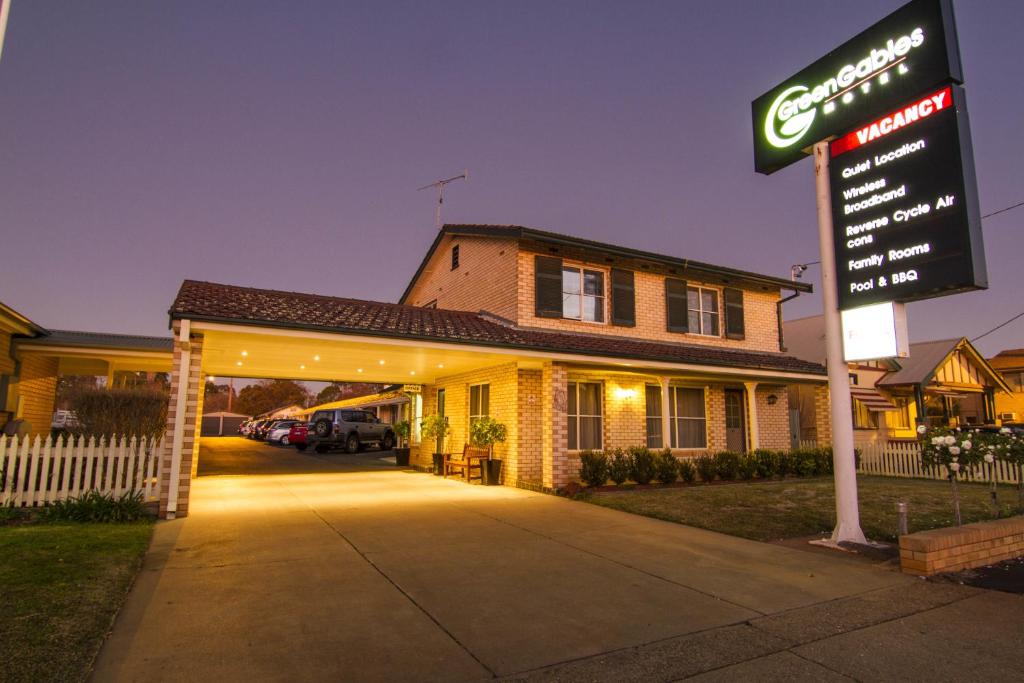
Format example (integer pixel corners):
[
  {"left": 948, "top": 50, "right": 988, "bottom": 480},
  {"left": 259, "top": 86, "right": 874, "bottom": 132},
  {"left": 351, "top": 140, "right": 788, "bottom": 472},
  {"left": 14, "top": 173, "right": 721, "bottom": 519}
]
[
  {"left": 878, "top": 337, "right": 1011, "bottom": 391},
  {"left": 0, "top": 300, "right": 47, "bottom": 337},
  {"left": 399, "top": 224, "right": 813, "bottom": 305},
  {"left": 171, "top": 280, "right": 825, "bottom": 376}
]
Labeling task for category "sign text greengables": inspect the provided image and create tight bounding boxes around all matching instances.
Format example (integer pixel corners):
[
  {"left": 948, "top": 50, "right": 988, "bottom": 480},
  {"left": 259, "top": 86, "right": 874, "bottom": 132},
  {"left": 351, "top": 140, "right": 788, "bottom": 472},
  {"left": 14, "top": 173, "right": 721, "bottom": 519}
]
[
  {"left": 830, "top": 85, "right": 985, "bottom": 309},
  {"left": 752, "top": 0, "right": 962, "bottom": 175}
]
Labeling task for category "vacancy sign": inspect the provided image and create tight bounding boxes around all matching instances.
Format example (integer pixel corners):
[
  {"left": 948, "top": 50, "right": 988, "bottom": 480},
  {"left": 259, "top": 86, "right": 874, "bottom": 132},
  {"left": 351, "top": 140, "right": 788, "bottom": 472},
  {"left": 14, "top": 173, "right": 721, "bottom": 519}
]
[{"left": 830, "top": 84, "right": 986, "bottom": 309}]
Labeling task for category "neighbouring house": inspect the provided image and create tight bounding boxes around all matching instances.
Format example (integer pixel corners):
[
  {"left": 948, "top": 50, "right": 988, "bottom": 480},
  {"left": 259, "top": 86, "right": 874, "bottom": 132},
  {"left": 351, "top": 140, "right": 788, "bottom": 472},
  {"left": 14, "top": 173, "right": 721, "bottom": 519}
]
[
  {"left": 297, "top": 386, "right": 409, "bottom": 425},
  {"left": 200, "top": 411, "right": 251, "bottom": 436},
  {"left": 257, "top": 404, "right": 306, "bottom": 421},
  {"left": 988, "top": 348, "right": 1024, "bottom": 426},
  {"left": 1, "top": 301, "right": 174, "bottom": 437},
  {"left": 159, "top": 223, "right": 827, "bottom": 517},
  {"left": 784, "top": 314, "right": 1010, "bottom": 447}
]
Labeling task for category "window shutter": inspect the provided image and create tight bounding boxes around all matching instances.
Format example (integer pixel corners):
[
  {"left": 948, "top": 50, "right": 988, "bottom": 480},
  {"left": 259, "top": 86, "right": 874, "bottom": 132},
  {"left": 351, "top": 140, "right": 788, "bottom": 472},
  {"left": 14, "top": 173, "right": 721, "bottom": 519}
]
[
  {"left": 724, "top": 288, "right": 745, "bottom": 340},
  {"left": 665, "top": 278, "right": 689, "bottom": 333},
  {"left": 534, "top": 255, "right": 563, "bottom": 318},
  {"left": 610, "top": 269, "right": 635, "bottom": 327}
]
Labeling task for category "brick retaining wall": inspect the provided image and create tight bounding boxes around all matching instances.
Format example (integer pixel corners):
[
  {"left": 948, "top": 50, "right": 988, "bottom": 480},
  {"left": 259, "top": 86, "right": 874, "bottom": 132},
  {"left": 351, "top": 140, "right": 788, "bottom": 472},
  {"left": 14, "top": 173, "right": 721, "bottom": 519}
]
[{"left": 899, "top": 516, "right": 1024, "bottom": 576}]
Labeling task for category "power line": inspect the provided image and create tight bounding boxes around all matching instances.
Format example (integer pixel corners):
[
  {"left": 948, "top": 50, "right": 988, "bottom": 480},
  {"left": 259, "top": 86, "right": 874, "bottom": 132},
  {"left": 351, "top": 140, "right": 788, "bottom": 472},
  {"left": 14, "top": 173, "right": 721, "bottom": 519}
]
[
  {"left": 982, "top": 200, "right": 1024, "bottom": 220},
  {"left": 972, "top": 310, "right": 1024, "bottom": 343}
]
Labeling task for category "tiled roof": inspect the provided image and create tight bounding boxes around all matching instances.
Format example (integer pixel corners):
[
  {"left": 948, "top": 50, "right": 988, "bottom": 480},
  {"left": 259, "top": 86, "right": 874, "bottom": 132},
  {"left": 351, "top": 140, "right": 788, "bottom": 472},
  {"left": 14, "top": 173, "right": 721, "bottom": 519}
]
[
  {"left": 399, "top": 224, "right": 813, "bottom": 304},
  {"left": 171, "top": 280, "right": 825, "bottom": 376},
  {"left": 21, "top": 329, "right": 173, "bottom": 352}
]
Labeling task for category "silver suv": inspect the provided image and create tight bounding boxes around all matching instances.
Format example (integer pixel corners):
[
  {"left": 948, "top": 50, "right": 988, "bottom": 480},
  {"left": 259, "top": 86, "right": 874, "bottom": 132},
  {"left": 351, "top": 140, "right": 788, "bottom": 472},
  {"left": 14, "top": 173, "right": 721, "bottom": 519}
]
[{"left": 307, "top": 409, "right": 395, "bottom": 454}]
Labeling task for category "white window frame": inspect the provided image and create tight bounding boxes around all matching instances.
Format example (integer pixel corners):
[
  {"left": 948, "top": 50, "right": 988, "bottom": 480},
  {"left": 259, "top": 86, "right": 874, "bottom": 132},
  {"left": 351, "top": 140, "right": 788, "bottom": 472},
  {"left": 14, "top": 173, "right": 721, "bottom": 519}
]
[
  {"left": 567, "top": 381, "right": 603, "bottom": 451},
  {"left": 645, "top": 384, "right": 663, "bottom": 449},
  {"left": 561, "top": 266, "right": 605, "bottom": 324},
  {"left": 669, "top": 386, "right": 707, "bottom": 449},
  {"left": 687, "top": 286, "right": 720, "bottom": 337}
]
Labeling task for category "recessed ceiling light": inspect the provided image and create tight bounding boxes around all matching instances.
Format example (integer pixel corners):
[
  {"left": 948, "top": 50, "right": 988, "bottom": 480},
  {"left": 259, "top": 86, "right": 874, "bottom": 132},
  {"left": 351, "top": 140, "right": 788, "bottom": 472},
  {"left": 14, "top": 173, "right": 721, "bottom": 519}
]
[
  {"left": 313, "top": 355, "right": 320, "bottom": 361},
  {"left": 241, "top": 351, "right": 248, "bottom": 356},
  {"left": 357, "top": 368, "right": 363, "bottom": 373},
  {"left": 236, "top": 361, "right": 243, "bottom": 366},
  {"left": 410, "top": 371, "right": 416, "bottom": 376},
  {"left": 378, "top": 360, "right": 385, "bottom": 365},
  {"left": 300, "top": 364, "right": 306, "bottom": 370},
  {"left": 438, "top": 364, "right": 444, "bottom": 369}
]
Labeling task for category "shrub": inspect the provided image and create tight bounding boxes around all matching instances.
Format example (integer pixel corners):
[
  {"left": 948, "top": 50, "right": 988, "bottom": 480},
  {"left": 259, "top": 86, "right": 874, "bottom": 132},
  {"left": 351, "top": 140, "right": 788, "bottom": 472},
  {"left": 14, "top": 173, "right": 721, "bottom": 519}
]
[
  {"left": 753, "top": 449, "right": 779, "bottom": 478},
  {"left": 792, "top": 448, "right": 820, "bottom": 477},
  {"left": 607, "top": 449, "right": 631, "bottom": 485},
  {"left": 628, "top": 446, "right": 657, "bottom": 485},
  {"left": 776, "top": 450, "right": 794, "bottom": 477},
  {"left": 579, "top": 450, "right": 610, "bottom": 487},
  {"left": 816, "top": 447, "right": 835, "bottom": 475},
  {"left": 469, "top": 416, "right": 507, "bottom": 451},
  {"left": 41, "top": 490, "right": 147, "bottom": 523},
  {"left": 714, "top": 451, "right": 742, "bottom": 481},
  {"left": 678, "top": 458, "right": 697, "bottom": 483},
  {"left": 695, "top": 454, "right": 717, "bottom": 483},
  {"left": 738, "top": 454, "right": 759, "bottom": 480},
  {"left": 654, "top": 449, "right": 679, "bottom": 484},
  {"left": 68, "top": 387, "right": 168, "bottom": 440}
]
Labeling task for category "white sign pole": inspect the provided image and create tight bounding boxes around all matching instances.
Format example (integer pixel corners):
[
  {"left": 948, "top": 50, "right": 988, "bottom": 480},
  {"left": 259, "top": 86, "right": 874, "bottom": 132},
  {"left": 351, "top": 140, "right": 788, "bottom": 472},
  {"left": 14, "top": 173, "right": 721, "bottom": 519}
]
[
  {"left": 813, "top": 141, "right": 868, "bottom": 545},
  {"left": 0, "top": 1, "right": 11, "bottom": 63}
]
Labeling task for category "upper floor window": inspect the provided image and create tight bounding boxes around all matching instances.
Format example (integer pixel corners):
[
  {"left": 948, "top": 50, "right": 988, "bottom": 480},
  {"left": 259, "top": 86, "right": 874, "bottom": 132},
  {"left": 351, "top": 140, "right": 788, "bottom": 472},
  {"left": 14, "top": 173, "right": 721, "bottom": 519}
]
[
  {"left": 562, "top": 267, "right": 604, "bottom": 323},
  {"left": 1006, "top": 371, "right": 1024, "bottom": 393},
  {"left": 688, "top": 287, "right": 719, "bottom": 336},
  {"left": 451, "top": 245, "right": 460, "bottom": 270}
]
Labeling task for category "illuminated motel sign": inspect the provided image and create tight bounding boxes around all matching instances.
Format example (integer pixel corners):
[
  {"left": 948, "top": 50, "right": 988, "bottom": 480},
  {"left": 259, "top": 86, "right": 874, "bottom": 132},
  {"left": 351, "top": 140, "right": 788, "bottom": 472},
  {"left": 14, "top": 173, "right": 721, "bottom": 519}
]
[{"left": 752, "top": 0, "right": 963, "bottom": 175}]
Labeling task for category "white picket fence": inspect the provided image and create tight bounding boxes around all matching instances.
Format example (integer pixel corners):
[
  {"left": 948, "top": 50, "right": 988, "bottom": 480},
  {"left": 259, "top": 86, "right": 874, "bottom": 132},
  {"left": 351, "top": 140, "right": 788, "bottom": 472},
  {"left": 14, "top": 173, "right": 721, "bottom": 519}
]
[
  {"left": 800, "top": 439, "right": 1022, "bottom": 485},
  {"left": 0, "top": 435, "right": 163, "bottom": 507}
]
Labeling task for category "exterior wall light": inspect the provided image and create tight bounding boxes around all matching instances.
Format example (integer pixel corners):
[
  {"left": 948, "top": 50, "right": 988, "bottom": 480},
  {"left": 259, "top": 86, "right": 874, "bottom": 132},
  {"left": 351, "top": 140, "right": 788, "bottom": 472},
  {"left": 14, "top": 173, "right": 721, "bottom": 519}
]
[
  {"left": 766, "top": 394, "right": 779, "bottom": 405},
  {"left": 613, "top": 387, "right": 637, "bottom": 400}
]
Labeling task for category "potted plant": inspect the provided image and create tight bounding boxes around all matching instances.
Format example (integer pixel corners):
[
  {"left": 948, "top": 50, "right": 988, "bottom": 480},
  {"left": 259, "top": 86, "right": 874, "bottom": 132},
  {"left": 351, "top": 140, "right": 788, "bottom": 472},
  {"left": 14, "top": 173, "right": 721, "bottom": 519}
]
[
  {"left": 470, "top": 416, "right": 507, "bottom": 485},
  {"left": 420, "top": 414, "right": 450, "bottom": 475},
  {"left": 392, "top": 420, "right": 411, "bottom": 466}
]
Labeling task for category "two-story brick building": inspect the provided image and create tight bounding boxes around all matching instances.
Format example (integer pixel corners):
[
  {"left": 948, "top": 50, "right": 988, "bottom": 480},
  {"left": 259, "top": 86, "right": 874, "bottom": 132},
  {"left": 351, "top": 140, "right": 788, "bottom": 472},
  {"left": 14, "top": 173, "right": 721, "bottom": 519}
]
[{"left": 161, "top": 225, "right": 826, "bottom": 516}]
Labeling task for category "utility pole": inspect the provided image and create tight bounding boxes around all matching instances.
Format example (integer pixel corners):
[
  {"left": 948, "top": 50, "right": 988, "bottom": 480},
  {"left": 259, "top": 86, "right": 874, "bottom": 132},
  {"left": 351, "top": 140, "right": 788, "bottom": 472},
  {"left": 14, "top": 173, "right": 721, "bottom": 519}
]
[{"left": 417, "top": 170, "right": 468, "bottom": 228}]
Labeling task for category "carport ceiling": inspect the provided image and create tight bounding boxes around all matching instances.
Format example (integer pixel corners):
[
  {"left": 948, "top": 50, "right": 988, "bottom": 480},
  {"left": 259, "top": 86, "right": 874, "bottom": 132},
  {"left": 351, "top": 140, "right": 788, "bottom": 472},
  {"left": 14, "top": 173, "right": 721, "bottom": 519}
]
[{"left": 199, "top": 327, "right": 541, "bottom": 384}]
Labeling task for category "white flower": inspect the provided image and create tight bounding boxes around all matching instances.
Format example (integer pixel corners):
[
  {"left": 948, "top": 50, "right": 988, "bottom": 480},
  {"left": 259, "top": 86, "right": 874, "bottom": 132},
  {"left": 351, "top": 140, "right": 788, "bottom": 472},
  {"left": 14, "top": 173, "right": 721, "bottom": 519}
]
[
  {"left": 931, "top": 436, "right": 942, "bottom": 446},
  {"left": 1001, "top": 427, "right": 1011, "bottom": 434},
  {"left": 917, "top": 425, "right": 927, "bottom": 434},
  {"left": 950, "top": 462, "right": 961, "bottom": 473},
  {"left": 944, "top": 435, "right": 956, "bottom": 446},
  {"left": 962, "top": 440, "right": 972, "bottom": 450},
  {"left": 949, "top": 446, "right": 961, "bottom": 456},
  {"left": 984, "top": 453, "right": 994, "bottom": 464}
]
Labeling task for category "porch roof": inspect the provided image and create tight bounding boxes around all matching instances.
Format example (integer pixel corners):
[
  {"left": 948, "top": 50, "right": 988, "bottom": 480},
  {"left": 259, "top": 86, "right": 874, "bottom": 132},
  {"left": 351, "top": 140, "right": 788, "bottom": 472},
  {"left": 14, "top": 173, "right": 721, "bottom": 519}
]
[{"left": 170, "top": 280, "right": 825, "bottom": 377}]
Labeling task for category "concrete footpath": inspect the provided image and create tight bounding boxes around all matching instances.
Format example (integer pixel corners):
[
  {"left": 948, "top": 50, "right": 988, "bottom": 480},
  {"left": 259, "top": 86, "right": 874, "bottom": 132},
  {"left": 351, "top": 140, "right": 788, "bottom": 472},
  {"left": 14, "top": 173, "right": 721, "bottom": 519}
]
[{"left": 91, "top": 441, "right": 1023, "bottom": 681}]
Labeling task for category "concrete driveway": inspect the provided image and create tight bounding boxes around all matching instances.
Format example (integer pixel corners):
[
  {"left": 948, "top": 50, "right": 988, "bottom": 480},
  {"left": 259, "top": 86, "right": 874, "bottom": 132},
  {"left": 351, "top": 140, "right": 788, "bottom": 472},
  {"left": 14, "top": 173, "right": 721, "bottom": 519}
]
[{"left": 92, "top": 438, "right": 1023, "bottom": 682}]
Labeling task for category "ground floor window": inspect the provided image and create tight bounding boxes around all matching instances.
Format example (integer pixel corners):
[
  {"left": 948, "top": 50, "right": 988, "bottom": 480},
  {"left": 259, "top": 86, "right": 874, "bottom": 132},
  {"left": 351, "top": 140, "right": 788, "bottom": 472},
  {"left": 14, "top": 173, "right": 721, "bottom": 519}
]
[
  {"left": 645, "top": 384, "right": 663, "bottom": 448},
  {"left": 469, "top": 383, "right": 489, "bottom": 426},
  {"left": 669, "top": 387, "right": 706, "bottom": 449},
  {"left": 568, "top": 381, "right": 602, "bottom": 450},
  {"left": 885, "top": 397, "right": 912, "bottom": 431},
  {"left": 852, "top": 399, "right": 878, "bottom": 429}
]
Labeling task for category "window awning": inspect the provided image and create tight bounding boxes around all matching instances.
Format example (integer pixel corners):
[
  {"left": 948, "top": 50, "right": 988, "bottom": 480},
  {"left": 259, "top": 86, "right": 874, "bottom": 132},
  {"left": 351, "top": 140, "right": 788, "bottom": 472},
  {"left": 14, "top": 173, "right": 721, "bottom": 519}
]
[{"left": 850, "top": 387, "right": 898, "bottom": 412}]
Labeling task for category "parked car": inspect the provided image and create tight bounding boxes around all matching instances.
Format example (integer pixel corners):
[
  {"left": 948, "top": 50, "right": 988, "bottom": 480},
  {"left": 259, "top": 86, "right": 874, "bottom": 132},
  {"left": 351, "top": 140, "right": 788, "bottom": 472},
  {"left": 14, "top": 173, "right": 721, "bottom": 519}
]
[
  {"left": 238, "top": 420, "right": 252, "bottom": 435},
  {"left": 248, "top": 419, "right": 270, "bottom": 440},
  {"left": 306, "top": 409, "right": 395, "bottom": 453},
  {"left": 266, "top": 420, "right": 300, "bottom": 445},
  {"left": 289, "top": 423, "right": 310, "bottom": 451}
]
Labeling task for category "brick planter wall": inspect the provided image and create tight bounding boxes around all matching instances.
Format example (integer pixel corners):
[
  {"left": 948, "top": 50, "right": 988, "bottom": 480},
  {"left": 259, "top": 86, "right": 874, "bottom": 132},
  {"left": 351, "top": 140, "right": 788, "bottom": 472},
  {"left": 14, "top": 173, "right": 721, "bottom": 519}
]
[{"left": 899, "top": 516, "right": 1024, "bottom": 576}]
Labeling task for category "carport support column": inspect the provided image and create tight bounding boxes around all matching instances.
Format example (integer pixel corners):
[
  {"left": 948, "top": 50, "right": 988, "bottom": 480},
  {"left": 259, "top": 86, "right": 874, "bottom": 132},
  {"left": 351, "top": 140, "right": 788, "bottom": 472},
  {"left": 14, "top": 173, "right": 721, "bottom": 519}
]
[
  {"left": 744, "top": 381, "right": 760, "bottom": 451},
  {"left": 660, "top": 377, "right": 672, "bottom": 449},
  {"left": 541, "top": 362, "right": 568, "bottom": 490},
  {"left": 160, "top": 321, "right": 204, "bottom": 519}
]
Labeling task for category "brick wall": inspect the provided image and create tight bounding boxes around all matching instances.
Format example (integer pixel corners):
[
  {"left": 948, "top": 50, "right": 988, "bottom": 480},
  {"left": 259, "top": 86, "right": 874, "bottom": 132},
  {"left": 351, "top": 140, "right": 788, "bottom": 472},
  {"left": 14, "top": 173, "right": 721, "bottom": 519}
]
[
  {"left": 404, "top": 234, "right": 519, "bottom": 320},
  {"left": 756, "top": 384, "right": 791, "bottom": 450},
  {"left": 814, "top": 384, "right": 833, "bottom": 445},
  {"left": 542, "top": 362, "right": 569, "bottom": 489},
  {"left": 517, "top": 369, "right": 543, "bottom": 485},
  {"left": 516, "top": 250, "right": 782, "bottom": 352},
  {"left": 15, "top": 355, "right": 58, "bottom": 437},
  {"left": 160, "top": 330, "right": 203, "bottom": 518},
  {"left": 900, "top": 516, "right": 1024, "bottom": 576}
]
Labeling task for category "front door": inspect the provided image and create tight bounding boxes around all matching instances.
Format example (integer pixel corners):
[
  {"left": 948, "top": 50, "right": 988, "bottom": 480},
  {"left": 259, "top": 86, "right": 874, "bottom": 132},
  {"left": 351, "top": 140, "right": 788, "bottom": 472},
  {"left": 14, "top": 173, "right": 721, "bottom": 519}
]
[
  {"left": 725, "top": 389, "right": 746, "bottom": 453},
  {"left": 436, "top": 389, "right": 446, "bottom": 454}
]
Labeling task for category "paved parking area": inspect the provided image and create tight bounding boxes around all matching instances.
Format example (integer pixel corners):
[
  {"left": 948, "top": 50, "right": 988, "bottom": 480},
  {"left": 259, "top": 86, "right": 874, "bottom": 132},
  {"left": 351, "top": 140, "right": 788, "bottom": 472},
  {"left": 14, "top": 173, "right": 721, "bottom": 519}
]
[
  {"left": 92, "top": 438, "right": 1024, "bottom": 681},
  {"left": 197, "top": 435, "right": 396, "bottom": 476}
]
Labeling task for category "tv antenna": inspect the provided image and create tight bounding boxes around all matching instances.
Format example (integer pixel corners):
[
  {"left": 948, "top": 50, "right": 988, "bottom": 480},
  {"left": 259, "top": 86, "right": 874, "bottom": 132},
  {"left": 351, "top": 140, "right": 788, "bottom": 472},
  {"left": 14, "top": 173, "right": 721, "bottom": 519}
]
[{"left": 418, "top": 170, "right": 468, "bottom": 228}]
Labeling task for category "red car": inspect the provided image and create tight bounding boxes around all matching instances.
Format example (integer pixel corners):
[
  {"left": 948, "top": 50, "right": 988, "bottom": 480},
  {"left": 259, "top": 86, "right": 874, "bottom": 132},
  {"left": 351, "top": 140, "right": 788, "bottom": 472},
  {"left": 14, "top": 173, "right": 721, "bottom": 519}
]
[{"left": 289, "top": 423, "right": 310, "bottom": 451}]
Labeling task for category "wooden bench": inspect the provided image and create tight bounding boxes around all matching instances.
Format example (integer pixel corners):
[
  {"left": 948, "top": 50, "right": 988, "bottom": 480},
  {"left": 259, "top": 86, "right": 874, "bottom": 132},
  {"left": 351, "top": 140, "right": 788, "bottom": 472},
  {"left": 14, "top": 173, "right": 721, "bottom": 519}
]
[{"left": 443, "top": 445, "right": 489, "bottom": 483}]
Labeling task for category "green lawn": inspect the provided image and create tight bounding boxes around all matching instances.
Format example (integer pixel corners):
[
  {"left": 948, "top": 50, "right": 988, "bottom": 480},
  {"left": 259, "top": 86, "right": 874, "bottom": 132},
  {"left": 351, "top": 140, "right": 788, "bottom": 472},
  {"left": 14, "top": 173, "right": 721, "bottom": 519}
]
[
  {"left": 0, "top": 521, "right": 154, "bottom": 683},
  {"left": 585, "top": 476, "right": 1023, "bottom": 543}
]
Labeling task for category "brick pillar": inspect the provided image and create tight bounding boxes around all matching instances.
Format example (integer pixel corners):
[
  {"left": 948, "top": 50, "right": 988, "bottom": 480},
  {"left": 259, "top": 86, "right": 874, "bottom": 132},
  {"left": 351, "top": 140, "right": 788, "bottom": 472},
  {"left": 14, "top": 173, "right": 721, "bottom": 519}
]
[
  {"left": 159, "top": 323, "right": 204, "bottom": 519},
  {"left": 814, "top": 384, "right": 832, "bottom": 446},
  {"left": 541, "top": 362, "right": 568, "bottom": 490}
]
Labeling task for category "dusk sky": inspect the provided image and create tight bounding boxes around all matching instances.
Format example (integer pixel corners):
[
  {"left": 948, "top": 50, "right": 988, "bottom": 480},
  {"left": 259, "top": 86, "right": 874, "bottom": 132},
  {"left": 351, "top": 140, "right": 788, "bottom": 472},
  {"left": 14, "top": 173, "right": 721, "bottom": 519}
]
[{"left": 1, "top": 0, "right": 1021, "bottom": 361}]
